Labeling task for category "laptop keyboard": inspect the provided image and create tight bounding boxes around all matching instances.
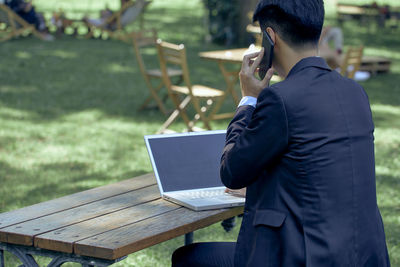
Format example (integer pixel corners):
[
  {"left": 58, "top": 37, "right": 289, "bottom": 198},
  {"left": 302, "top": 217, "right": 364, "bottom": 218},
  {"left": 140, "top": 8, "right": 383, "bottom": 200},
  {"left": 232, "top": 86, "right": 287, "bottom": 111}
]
[{"left": 179, "top": 189, "right": 227, "bottom": 200}]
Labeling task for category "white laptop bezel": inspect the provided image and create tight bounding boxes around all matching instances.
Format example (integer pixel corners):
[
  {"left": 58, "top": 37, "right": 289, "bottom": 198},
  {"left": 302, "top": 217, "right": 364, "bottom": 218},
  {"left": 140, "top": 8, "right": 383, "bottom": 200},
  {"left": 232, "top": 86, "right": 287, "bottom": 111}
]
[{"left": 144, "top": 130, "right": 227, "bottom": 196}]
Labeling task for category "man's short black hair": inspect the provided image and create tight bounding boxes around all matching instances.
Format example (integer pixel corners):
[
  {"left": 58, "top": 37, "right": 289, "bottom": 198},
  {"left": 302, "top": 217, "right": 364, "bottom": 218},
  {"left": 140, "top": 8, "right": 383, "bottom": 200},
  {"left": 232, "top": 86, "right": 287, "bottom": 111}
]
[{"left": 253, "top": 0, "right": 325, "bottom": 48}]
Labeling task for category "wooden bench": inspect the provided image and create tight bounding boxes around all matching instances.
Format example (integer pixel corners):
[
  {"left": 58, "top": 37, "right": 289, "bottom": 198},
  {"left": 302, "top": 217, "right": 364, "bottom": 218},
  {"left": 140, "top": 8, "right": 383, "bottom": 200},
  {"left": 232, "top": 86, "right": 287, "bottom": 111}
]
[
  {"left": 337, "top": 3, "right": 380, "bottom": 27},
  {"left": 337, "top": 3, "right": 400, "bottom": 29},
  {"left": 360, "top": 56, "right": 392, "bottom": 75},
  {"left": 0, "top": 173, "right": 243, "bottom": 266}
]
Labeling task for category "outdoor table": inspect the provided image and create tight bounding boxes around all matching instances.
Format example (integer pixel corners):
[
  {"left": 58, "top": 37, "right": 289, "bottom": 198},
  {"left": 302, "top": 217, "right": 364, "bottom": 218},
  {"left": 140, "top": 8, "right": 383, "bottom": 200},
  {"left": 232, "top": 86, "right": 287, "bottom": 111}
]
[
  {"left": 199, "top": 48, "right": 251, "bottom": 120},
  {"left": 0, "top": 173, "right": 243, "bottom": 266}
]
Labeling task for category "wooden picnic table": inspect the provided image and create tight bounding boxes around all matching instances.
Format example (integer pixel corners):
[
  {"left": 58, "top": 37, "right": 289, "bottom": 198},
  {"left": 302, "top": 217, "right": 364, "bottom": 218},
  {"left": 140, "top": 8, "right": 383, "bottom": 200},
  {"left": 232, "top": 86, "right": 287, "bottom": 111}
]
[{"left": 0, "top": 173, "right": 243, "bottom": 266}]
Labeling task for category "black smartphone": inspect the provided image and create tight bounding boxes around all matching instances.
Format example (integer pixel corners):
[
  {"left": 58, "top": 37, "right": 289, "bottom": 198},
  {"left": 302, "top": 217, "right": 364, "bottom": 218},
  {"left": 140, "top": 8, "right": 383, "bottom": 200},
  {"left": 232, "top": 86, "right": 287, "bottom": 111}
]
[{"left": 258, "top": 30, "right": 274, "bottom": 79}]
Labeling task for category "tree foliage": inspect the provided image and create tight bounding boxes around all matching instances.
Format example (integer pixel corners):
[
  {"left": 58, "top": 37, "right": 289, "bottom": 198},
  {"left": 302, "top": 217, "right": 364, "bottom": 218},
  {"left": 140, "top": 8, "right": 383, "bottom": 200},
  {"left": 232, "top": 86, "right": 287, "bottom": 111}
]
[{"left": 203, "top": 0, "right": 240, "bottom": 45}]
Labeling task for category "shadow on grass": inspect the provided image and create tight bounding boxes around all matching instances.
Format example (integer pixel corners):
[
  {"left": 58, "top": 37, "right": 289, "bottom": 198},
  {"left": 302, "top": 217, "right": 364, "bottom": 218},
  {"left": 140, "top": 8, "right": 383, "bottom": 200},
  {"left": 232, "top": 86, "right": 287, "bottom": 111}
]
[
  {"left": 375, "top": 173, "right": 400, "bottom": 265},
  {"left": 0, "top": 36, "right": 228, "bottom": 124},
  {"left": 0, "top": 2, "right": 238, "bottom": 124},
  {"left": 362, "top": 74, "right": 400, "bottom": 108},
  {"left": 0, "top": 159, "right": 148, "bottom": 213}
]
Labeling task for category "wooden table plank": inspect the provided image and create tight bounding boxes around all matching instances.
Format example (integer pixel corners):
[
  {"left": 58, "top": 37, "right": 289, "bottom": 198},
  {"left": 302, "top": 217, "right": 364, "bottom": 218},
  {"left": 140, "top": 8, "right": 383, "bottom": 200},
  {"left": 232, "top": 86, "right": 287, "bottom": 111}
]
[
  {"left": 75, "top": 206, "right": 244, "bottom": 260},
  {"left": 199, "top": 48, "right": 282, "bottom": 83},
  {"left": 0, "top": 173, "right": 156, "bottom": 229},
  {"left": 0, "top": 185, "right": 160, "bottom": 246},
  {"left": 34, "top": 199, "right": 180, "bottom": 254},
  {"left": 360, "top": 56, "right": 392, "bottom": 74},
  {"left": 199, "top": 48, "right": 248, "bottom": 64}
]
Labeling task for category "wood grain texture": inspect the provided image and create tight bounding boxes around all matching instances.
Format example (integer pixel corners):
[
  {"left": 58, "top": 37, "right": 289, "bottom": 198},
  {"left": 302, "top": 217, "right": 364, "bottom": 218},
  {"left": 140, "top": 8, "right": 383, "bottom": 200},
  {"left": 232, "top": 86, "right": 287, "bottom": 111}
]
[
  {"left": 34, "top": 199, "right": 180, "bottom": 253},
  {"left": 75, "top": 206, "right": 244, "bottom": 259},
  {"left": 360, "top": 56, "right": 392, "bottom": 73},
  {"left": 0, "top": 185, "right": 160, "bottom": 246},
  {"left": 0, "top": 174, "right": 156, "bottom": 230},
  {"left": 199, "top": 48, "right": 248, "bottom": 63}
]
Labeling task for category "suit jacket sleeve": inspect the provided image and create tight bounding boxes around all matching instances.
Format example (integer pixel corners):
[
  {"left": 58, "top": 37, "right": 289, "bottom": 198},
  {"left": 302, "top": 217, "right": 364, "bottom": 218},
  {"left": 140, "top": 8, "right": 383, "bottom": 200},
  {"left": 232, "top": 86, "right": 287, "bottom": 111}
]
[{"left": 220, "top": 87, "right": 289, "bottom": 189}]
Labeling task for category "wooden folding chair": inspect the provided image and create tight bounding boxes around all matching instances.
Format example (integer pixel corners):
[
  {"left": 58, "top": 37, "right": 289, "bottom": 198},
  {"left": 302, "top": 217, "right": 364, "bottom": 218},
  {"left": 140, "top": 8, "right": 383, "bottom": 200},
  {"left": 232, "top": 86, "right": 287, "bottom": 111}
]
[
  {"left": 340, "top": 46, "right": 364, "bottom": 79},
  {"left": 0, "top": 4, "right": 44, "bottom": 42},
  {"left": 156, "top": 40, "right": 226, "bottom": 133},
  {"left": 132, "top": 29, "right": 183, "bottom": 115},
  {"left": 85, "top": 0, "right": 151, "bottom": 42}
]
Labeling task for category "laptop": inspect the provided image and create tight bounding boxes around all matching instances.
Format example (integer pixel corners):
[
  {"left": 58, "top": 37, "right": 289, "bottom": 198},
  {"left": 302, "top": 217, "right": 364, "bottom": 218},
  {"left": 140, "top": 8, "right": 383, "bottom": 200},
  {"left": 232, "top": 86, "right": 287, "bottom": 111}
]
[{"left": 144, "top": 130, "right": 245, "bottom": 211}]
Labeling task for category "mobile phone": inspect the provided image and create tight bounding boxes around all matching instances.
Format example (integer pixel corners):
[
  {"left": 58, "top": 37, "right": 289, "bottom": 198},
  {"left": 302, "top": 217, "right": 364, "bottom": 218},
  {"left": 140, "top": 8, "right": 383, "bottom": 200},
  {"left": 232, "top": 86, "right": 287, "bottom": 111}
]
[{"left": 258, "top": 30, "right": 274, "bottom": 79}]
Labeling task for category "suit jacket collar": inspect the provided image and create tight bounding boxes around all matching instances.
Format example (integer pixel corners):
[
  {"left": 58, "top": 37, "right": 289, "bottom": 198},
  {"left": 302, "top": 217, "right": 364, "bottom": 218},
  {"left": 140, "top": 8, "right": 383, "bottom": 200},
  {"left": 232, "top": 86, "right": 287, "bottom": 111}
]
[{"left": 287, "top": 57, "right": 331, "bottom": 78}]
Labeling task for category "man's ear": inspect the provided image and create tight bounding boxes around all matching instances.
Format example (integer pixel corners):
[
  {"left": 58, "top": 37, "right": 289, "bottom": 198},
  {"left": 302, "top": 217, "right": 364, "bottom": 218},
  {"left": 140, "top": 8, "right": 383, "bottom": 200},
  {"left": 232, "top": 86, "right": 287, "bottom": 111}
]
[{"left": 266, "top": 27, "right": 276, "bottom": 45}]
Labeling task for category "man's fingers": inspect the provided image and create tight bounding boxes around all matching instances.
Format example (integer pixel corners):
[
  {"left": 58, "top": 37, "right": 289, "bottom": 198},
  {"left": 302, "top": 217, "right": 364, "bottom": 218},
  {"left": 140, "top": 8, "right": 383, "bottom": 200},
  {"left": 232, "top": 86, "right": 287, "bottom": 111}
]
[
  {"left": 261, "top": 68, "right": 275, "bottom": 87},
  {"left": 242, "top": 50, "right": 262, "bottom": 70},
  {"left": 250, "top": 48, "right": 265, "bottom": 73}
]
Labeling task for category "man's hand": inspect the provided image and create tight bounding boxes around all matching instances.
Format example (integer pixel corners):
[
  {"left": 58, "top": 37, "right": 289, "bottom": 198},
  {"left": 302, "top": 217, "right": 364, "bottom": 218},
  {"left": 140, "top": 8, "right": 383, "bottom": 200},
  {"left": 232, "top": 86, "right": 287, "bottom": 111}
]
[
  {"left": 239, "top": 48, "right": 274, "bottom": 98},
  {"left": 225, "top": 188, "right": 247, "bottom": 198}
]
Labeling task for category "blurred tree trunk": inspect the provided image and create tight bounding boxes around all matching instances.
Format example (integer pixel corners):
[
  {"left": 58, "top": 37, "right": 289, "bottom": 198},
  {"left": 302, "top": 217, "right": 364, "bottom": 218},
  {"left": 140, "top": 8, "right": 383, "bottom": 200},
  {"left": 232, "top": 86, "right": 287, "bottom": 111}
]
[{"left": 238, "top": 0, "right": 259, "bottom": 45}]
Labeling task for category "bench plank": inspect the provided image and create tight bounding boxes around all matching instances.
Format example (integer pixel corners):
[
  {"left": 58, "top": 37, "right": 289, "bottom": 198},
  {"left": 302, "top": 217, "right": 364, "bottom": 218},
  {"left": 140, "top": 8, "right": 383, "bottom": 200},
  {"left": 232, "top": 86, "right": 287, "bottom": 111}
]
[
  {"left": 0, "top": 185, "right": 160, "bottom": 246},
  {"left": 34, "top": 199, "right": 180, "bottom": 253},
  {"left": 74, "top": 206, "right": 244, "bottom": 260},
  {"left": 0, "top": 173, "right": 156, "bottom": 229},
  {"left": 361, "top": 56, "right": 392, "bottom": 74}
]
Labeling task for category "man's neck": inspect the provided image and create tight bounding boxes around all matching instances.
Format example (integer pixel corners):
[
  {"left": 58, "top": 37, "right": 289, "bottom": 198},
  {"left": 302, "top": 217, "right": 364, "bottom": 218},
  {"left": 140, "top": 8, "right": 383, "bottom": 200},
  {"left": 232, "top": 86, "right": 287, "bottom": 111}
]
[{"left": 276, "top": 45, "right": 318, "bottom": 78}]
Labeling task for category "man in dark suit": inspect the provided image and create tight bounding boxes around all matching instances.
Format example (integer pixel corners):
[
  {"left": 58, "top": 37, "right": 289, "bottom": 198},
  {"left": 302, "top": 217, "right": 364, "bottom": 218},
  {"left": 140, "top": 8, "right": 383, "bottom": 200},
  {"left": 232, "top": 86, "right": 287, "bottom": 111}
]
[{"left": 171, "top": 0, "right": 390, "bottom": 266}]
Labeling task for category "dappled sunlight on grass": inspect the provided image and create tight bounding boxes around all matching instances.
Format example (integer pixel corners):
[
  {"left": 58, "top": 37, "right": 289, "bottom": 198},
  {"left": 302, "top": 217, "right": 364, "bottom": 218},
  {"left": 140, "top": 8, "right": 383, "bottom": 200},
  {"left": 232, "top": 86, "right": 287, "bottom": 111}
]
[
  {"left": 365, "top": 48, "right": 400, "bottom": 61},
  {"left": 107, "top": 63, "right": 135, "bottom": 74},
  {"left": 15, "top": 51, "right": 32, "bottom": 60},
  {"left": 372, "top": 104, "right": 400, "bottom": 115},
  {"left": 0, "top": 85, "right": 38, "bottom": 93},
  {"left": 0, "top": 107, "right": 37, "bottom": 120},
  {"left": 0, "top": 0, "right": 399, "bottom": 266},
  {"left": 45, "top": 50, "right": 78, "bottom": 59},
  {"left": 372, "top": 104, "right": 400, "bottom": 130}
]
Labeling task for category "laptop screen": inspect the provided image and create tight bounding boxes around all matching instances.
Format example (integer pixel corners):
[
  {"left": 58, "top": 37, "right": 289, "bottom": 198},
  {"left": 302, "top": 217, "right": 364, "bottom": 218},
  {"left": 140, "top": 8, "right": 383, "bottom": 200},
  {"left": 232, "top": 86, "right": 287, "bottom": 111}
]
[{"left": 145, "top": 130, "right": 226, "bottom": 193}]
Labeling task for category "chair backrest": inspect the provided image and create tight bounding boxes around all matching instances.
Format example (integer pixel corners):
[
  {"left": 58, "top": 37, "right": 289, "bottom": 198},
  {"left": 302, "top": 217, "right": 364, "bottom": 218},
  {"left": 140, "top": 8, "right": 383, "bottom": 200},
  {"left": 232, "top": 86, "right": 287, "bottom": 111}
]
[
  {"left": 156, "top": 40, "right": 192, "bottom": 92},
  {"left": 0, "top": 3, "right": 33, "bottom": 29},
  {"left": 0, "top": 4, "right": 12, "bottom": 25},
  {"left": 341, "top": 46, "right": 364, "bottom": 79},
  {"left": 132, "top": 29, "right": 160, "bottom": 81},
  {"left": 120, "top": 0, "right": 148, "bottom": 27},
  {"left": 102, "top": 0, "right": 144, "bottom": 30}
]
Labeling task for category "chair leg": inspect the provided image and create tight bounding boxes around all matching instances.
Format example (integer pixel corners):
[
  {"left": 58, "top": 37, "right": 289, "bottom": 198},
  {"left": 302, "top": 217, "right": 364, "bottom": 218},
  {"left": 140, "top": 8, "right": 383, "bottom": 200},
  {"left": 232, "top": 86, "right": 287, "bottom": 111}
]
[
  {"left": 218, "top": 62, "right": 240, "bottom": 105},
  {"left": 192, "top": 98, "right": 212, "bottom": 130},
  {"left": 138, "top": 81, "right": 169, "bottom": 115},
  {"left": 208, "top": 95, "right": 227, "bottom": 121},
  {"left": 158, "top": 95, "right": 192, "bottom": 134},
  {"left": 0, "top": 32, "right": 13, "bottom": 42},
  {"left": 84, "top": 26, "right": 95, "bottom": 39},
  {"left": 138, "top": 95, "right": 155, "bottom": 110},
  {"left": 173, "top": 95, "right": 194, "bottom": 130},
  {"left": 29, "top": 27, "right": 45, "bottom": 40}
]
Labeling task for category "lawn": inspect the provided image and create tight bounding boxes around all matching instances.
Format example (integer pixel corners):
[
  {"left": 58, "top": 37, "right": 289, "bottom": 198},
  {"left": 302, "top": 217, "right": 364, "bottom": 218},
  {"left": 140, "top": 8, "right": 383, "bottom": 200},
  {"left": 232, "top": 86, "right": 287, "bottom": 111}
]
[{"left": 0, "top": 0, "right": 399, "bottom": 266}]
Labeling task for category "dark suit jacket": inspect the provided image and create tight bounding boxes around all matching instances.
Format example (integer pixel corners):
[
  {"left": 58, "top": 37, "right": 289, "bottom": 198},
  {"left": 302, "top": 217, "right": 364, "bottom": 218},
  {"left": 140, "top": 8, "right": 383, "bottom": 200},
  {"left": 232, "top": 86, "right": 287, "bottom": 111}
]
[{"left": 220, "top": 57, "right": 390, "bottom": 267}]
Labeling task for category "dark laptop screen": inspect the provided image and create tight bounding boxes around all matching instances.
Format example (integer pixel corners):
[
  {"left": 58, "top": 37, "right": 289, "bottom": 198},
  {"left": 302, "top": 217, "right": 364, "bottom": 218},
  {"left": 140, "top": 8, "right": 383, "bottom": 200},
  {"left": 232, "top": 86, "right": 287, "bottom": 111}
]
[{"left": 146, "top": 131, "right": 226, "bottom": 192}]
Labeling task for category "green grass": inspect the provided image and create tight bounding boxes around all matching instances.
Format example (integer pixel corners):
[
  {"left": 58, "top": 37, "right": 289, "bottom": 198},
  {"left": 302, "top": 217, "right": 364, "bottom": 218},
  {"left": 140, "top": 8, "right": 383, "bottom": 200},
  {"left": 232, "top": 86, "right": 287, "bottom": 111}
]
[{"left": 0, "top": 0, "right": 399, "bottom": 266}]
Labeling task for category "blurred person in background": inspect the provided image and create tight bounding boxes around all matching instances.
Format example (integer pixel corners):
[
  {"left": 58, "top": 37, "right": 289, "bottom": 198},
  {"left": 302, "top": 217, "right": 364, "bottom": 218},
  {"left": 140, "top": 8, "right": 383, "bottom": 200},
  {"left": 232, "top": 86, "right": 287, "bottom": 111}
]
[
  {"left": 319, "top": 26, "right": 344, "bottom": 69},
  {"left": 5, "top": 0, "right": 53, "bottom": 40},
  {"left": 82, "top": 0, "right": 131, "bottom": 30}
]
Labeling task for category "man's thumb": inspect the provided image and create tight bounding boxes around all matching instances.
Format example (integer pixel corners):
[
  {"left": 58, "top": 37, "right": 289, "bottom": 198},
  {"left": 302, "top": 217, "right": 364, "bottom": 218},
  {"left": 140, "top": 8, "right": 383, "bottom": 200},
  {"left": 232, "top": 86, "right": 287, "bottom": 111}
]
[{"left": 261, "top": 68, "right": 274, "bottom": 87}]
